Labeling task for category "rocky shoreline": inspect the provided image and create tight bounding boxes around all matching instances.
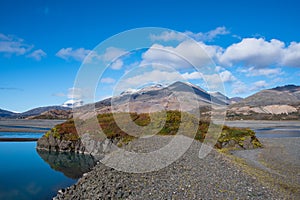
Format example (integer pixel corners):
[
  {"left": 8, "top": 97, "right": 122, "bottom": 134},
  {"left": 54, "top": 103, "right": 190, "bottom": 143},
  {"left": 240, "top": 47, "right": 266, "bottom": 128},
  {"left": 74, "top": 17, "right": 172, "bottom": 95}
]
[
  {"left": 36, "top": 132, "right": 118, "bottom": 158},
  {"left": 53, "top": 136, "right": 284, "bottom": 199}
]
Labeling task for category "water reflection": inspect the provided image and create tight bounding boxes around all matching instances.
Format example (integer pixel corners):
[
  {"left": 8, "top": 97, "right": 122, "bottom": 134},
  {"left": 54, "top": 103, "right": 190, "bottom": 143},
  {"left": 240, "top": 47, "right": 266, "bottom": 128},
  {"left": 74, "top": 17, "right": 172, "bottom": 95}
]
[
  {"left": 0, "top": 141, "right": 76, "bottom": 200},
  {"left": 37, "top": 150, "right": 97, "bottom": 179}
]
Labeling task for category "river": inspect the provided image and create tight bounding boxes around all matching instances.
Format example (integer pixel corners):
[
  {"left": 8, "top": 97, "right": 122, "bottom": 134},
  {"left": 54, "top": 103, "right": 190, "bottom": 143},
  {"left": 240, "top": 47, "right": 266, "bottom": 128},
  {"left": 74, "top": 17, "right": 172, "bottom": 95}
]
[{"left": 0, "top": 132, "right": 95, "bottom": 200}]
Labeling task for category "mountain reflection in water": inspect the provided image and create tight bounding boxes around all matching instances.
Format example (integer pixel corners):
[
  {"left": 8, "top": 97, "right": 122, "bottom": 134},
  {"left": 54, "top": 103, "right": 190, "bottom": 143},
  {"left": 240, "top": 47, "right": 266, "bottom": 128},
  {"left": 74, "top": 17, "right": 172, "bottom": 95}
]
[{"left": 37, "top": 150, "right": 97, "bottom": 179}]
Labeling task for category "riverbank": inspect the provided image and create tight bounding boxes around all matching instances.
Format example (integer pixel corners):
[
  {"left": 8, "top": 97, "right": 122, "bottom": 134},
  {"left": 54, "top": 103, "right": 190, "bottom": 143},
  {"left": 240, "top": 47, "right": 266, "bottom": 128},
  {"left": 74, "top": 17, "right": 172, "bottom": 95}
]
[
  {"left": 54, "top": 136, "right": 284, "bottom": 199},
  {"left": 231, "top": 137, "right": 300, "bottom": 199},
  {"left": 224, "top": 120, "right": 300, "bottom": 130},
  {"left": 0, "top": 138, "right": 38, "bottom": 142},
  {"left": 0, "top": 119, "right": 65, "bottom": 132}
]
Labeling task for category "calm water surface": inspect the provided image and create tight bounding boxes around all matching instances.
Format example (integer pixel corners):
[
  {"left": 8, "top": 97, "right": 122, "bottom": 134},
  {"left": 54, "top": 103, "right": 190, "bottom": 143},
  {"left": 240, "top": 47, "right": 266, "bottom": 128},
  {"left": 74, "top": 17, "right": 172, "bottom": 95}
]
[
  {"left": 0, "top": 141, "right": 76, "bottom": 200},
  {"left": 0, "top": 132, "right": 44, "bottom": 138},
  {"left": 224, "top": 121, "right": 300, "bottom": 138},
  {"left": 255, "top": 127, "right": 300, "bottom": 138},
  {"left": 0, "top": 132, "right": 95, "bottom": 200},
  {"left": 1, "top": 122, "right": 298, "bottom": 199}
]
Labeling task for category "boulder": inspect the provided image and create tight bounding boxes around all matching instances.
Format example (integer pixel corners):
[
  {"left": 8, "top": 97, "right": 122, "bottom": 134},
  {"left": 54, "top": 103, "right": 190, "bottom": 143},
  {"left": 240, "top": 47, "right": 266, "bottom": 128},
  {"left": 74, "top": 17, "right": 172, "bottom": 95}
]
[
  {"left": 37, "top": 136, "right": 50, "bottom": 150},
  {"left": 240, "top": 136, "right": 254, "bottom": 149},
  {"left": 222, "top": 139, "right": 242, "bottom": 149}
]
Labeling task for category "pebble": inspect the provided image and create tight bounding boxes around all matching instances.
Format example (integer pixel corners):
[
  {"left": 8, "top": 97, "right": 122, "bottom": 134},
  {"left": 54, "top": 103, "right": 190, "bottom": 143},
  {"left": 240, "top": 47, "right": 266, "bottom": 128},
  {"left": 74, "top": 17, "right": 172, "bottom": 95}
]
[{"left": 53, "top": 136, "right": 285, "bottom": 199}]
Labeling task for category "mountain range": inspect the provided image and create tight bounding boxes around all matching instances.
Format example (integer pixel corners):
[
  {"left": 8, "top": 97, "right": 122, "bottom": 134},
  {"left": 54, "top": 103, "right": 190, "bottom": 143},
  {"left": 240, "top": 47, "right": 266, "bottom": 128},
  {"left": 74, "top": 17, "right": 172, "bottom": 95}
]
[
  {"left": 92, "top": 81, "right": 228, "bottom": 115},
  {"left": 0, "top": 106, "right": 71, "bottom": 119},
  {"left": 227, "top": 84, "right": 300, "bottom": 120},
  {"left": 0, "top": 108, "right": 16, "bottom": 118},
  {"left": 1, "top": 82, "right": 299, "bottom": 120}
]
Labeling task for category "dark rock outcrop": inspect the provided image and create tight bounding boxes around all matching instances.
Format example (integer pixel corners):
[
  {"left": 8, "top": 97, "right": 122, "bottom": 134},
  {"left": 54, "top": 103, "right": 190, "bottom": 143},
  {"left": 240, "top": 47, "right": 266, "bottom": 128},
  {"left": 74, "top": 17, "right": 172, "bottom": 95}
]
[
  {"left": 37, "top": 135, "right": 85, "bottom": 153},
  {"left": 219, "top": 136, "right": 260, "bottom": 150},
  {"left": 36, "top": 133, "right": 117, "bottom": 159}
]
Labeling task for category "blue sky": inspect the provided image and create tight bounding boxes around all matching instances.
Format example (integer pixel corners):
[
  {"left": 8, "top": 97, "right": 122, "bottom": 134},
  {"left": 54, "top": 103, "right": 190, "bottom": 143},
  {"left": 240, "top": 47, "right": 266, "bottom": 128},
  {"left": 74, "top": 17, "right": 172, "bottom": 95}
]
[{"left": 0, "top": 0, "right": 299, "bottom": 112}]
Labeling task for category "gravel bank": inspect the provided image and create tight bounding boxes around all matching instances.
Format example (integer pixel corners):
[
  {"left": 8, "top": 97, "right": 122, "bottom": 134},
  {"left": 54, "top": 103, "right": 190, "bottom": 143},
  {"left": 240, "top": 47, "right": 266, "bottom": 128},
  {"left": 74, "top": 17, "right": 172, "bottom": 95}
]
[
  {"left": 54, "top": 136, "right": 284, "bottom": 199},
  {"left": 232, "top": 137, "right": 300, "bottom": 199},
  {"left": 224, "top": 120, "right": 300, "bottom": 131},
  {"left": 0, "top": 119, "right": 65, "bottom": 132}
]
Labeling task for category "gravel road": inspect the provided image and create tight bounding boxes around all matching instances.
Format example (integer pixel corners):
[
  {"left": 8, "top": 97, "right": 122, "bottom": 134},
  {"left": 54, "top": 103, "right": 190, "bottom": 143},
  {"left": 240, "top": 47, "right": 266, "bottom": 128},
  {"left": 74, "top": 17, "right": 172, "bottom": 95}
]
[{"left": 54, "top": 136, "right": 284, "bottom": 199}]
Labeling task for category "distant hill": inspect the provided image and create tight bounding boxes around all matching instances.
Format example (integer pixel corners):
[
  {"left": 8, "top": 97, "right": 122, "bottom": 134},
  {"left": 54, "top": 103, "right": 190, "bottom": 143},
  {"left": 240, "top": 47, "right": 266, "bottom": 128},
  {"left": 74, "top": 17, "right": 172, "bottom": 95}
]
[
  {"left": 209, "top": 92, "right": 232, "bottom": 104},
  {"left": 27, "top": 109, "right": 72, "bottom": 120},
  {"left": 229, "top": 97, "right": 243, "bottom": 104},
  {"left": 227, "top": 85, "right": 300, "bottom": 120},
  {"left": 0, "top": 108, "right": 16, "bottom": 118},
  {"left": 208, "top": 92, "right": 243, "bottom": 105},
  {"left": 0, "top": 106, "right": 71, "bottom": 119},
  {"left": 2, "top": 83, "right": 299, "bottom": 120},
  {"left": 87, "top": 81, "right": 228, "bottom": 118},
  {"left": 232, "top": 84, "right": 300, "bottom": 107},
  {"left": 18, "top": 106, "right": 71, "bottom": 118},
  {"left": 0, "top": 82, "right": 232, "bottom": 120}
]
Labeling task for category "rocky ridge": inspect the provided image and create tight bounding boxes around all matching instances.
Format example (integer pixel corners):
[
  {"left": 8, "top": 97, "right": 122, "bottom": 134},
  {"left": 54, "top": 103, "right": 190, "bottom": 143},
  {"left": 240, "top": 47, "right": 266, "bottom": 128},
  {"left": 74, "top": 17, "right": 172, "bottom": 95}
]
[{"left": 36, "top": 111, "right": 262, "bottom": 156}]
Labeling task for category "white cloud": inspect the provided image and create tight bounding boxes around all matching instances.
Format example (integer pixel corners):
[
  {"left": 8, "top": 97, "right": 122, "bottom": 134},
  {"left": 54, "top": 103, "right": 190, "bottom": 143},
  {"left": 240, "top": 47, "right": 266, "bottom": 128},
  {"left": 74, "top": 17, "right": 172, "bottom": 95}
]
[
  {"left": 150, "top": 31, "right": 186, "bottom": 42},
  {"left": 83, "top": 46, "right": 127, "bottom": 66},
  {"left": 27, "top": 49, "right": 46, "bottom": 61},
  {"left": 212, "top": 67, "right": 246, "bottom": 95},
  {"left": 142, "top": 44, "right": 190, "bottom": 69},
  {"left": 101, "top": 47, "right": 127, "bottom": 62},
  {"left": 55, "top": 46, "right": 127, "bottom": 65},
  {"left": 220, "top": 38, "right": 285, "bottom": 67},
  {"left": 110, "top": 59, "right": 123, "bottom": 70},
  {"left": 182, "top": 70, "right": 235, "bottom": 83},
  {"left": 250, "top": 80, "right": 268, "bottom": 91},
  {"left": 219, "top": 38, "right": 300, "bottom": 68},
  {"left": 213, "top": 66, "right": 237, "bottom": 82},
  {"left": 219, "top": 70, "right": 236, "bottom": 82},
  {"left": 231, "top": 81, "right": 248, "bottom": 95},
  {"left": 182, "top": 72, "right": 203, "bottom": 79},
  {"left": 201, "top": 74, "right": 224, "bottom": 88},
  {"left": 150, "top": 26, "right": 230, "bottom": 42},
  {"left": 147, "top": 35, "right": 300, "bottom": 69},
  {"left": 142, "top": 40, "right": 221, "bottom": 69},
  {"left": 220, "top": 38, "right": 300, "bottom": 68},
  {"left": 239, "top": 67, "right": 283, "bottom": 77},
  {"left": 0, "top": 33, "right": 47, "bottom": 61},
  {"left": 56, "top": 47, "right": 91, "bottom": 62},
  {"left": 53, "top": 87, "right": 92, "bottom": 100},
  {"left": 100, "top": 77, "right": 116, "bottom": 84},
  {"left": 67, "top": 87, "right": 91, "bottom": 99},
  {"left": 68, "top": 88, "right": 81, "bottom": 99},
  {"left": 0, "top": 33, "right": 33, "bottom": 55},
  {"left": 200, "top": 73, "right": 234, "bottom": 90},
  {"left": 215, "top": 66, "right": 223, "bottom": 72},
  {"left": 119, "top": 70, "right": 183, "bottom": 91},
  {"left": 181, "top": 70, "right": 236, "bottom": 92},
  {"left": 281, "top": 42, "right": 300, "bottom": 67},
  {"left": 0, "top": 33, "right": 11, "bottom": 40},
  {"left": 185, "top": 26, "right": 230, "bottom": 42}
]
